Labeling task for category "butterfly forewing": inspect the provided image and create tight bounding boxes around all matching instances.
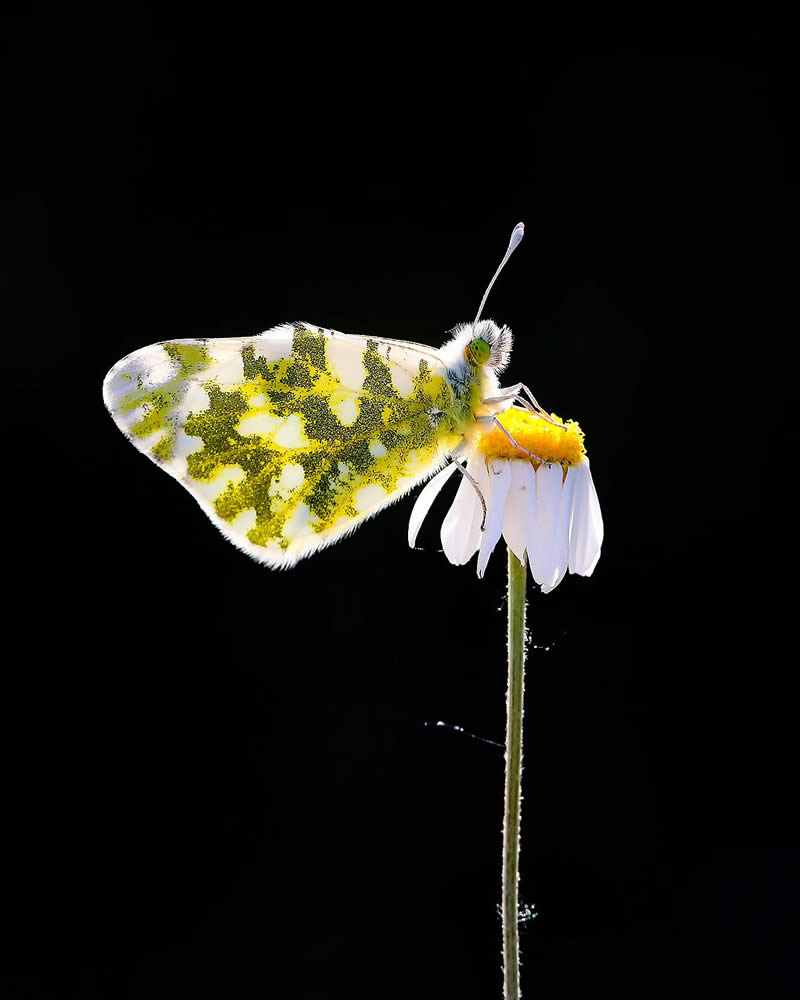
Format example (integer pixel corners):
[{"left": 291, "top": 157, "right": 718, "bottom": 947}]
[{"left": 103, "top": 324, "right": 460, "bottom": 566}]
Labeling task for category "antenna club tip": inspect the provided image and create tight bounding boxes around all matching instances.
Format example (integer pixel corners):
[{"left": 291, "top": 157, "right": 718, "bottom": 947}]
[{"left": 473, "top": 221, "right": 525, "bottom": 324}]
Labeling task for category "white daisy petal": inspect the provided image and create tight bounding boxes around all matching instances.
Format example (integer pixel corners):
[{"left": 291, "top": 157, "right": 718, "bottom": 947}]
[
  {"left": 440, "top": 474, "right": 477, "bottom": 565},
  {"left": 477, "top": 458, "right": 512, "bottom": 578},
  {"left": 539, "top": 463, "right": 579, "bottom": 593},
  {"left": 568, "top": 457, "right": 604, "bottom": 576},
  {"left": 528, "top": 463, "right": 568, "bottom": 591},
  {"left": 502, "top": 460, "right": 536, "bottom": 564},
  {"left": 464, "top": 453, "right": 492, "bottom": 563},
  {"left": 408, "top": 461, "right": 461, "bottom": 548},
  {"left": 441, "top": 453, "right": 486, "bottom": 565}
]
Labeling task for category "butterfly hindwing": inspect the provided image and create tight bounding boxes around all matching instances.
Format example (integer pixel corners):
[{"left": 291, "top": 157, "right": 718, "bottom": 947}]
[{"left": 104, "top": 323, "right": 461, "bottom": 565}]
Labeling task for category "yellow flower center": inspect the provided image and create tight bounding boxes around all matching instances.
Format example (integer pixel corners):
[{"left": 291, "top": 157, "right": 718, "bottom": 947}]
[{"left": 476, "top": 408, "right": 586, "bottom": 466}]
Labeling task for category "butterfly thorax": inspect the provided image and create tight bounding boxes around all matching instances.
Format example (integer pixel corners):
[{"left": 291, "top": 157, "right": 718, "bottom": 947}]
[
  {"left": 440, "top": 362, "right": 484, "bottom": 434},
  {"left": 438, "top": 319, "right": 509, "bottom": 441}
]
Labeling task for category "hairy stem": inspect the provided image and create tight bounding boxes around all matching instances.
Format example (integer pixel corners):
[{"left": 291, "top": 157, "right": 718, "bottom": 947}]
[{"left": 503, "top": 547, "right": 527, "bottom": 1000}]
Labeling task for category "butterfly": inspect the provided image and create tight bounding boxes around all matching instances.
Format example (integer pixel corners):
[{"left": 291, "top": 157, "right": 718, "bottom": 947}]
[{"left": 103, "top": 223, "right": 557, "bottom": 567}]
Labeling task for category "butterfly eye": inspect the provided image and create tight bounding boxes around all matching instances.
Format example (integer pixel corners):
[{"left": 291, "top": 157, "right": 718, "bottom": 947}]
[{"left": 467, "top": 338, "right": 491, "bottom": 366}]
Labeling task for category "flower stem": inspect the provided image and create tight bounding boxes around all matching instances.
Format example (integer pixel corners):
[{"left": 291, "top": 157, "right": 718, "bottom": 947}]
[{"left": 503, "top": 547, "right": 527, "bottom": 1000}]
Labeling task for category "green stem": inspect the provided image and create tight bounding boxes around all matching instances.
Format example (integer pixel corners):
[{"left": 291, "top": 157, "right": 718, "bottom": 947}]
[{"left": 503, "top": 547, "right": 527, "bottom": 1000}]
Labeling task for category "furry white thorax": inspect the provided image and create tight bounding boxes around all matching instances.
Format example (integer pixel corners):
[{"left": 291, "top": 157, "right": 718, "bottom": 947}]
[{"left": 438, "top": 318, "right": 513, "bottom": 401}]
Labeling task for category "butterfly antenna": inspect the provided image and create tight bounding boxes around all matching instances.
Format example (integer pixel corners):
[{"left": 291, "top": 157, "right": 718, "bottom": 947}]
[{"left": 474, "top": 222, "right": 525, "bottom": 324}]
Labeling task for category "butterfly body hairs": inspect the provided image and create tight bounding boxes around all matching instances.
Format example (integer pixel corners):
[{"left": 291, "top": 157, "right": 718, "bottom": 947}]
[{"left": 103, "top": 224, "right": 549, "bottom": 567}]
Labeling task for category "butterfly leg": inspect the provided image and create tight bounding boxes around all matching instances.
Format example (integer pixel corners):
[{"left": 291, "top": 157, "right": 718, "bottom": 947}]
[
  {"left": 447, "top": 444, "right": 488, "bottom": 531},
  {"left": 482, "top": 383, "right": 567, "bottom": 430},
  {"left": 516, "top": 383, "right": 567, "bottom": 429},
  {"left": 475, "top": 414, "right": 547, "bottom": 464}
]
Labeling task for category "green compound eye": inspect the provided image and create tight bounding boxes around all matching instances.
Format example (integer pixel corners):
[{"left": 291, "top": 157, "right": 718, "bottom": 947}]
[{"left": 468, "top": 338, "right": 491, "bottom": 366}]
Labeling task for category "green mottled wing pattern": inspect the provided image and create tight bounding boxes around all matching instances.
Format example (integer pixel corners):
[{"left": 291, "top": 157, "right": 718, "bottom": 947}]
[{"left": 103, "top": 323, "right": 460, "bottom": 566}]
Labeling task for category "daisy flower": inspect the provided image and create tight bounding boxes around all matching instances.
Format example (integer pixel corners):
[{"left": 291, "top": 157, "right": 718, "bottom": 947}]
[{"left": 408, "top": 408, "right": 603, "bottom": 592}]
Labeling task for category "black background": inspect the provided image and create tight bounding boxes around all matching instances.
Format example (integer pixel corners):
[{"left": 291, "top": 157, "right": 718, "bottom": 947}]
[{"left": 4, "top": 11, "right": 799, "bottom": 999}]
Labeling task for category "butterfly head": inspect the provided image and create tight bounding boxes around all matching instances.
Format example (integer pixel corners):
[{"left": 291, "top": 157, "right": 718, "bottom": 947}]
[{"left": 463, "top": 319, "right": 513, "bottom": 374}]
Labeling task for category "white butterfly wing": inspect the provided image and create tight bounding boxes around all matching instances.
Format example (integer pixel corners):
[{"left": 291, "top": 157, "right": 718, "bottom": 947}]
[{"left": 104, "top": 323, "right": 460, "bottom": 566}]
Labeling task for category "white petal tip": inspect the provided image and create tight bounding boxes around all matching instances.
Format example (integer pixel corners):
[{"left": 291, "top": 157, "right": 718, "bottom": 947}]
[{"left": 407, "top": 462, "right": 461, "bottom": 548}]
